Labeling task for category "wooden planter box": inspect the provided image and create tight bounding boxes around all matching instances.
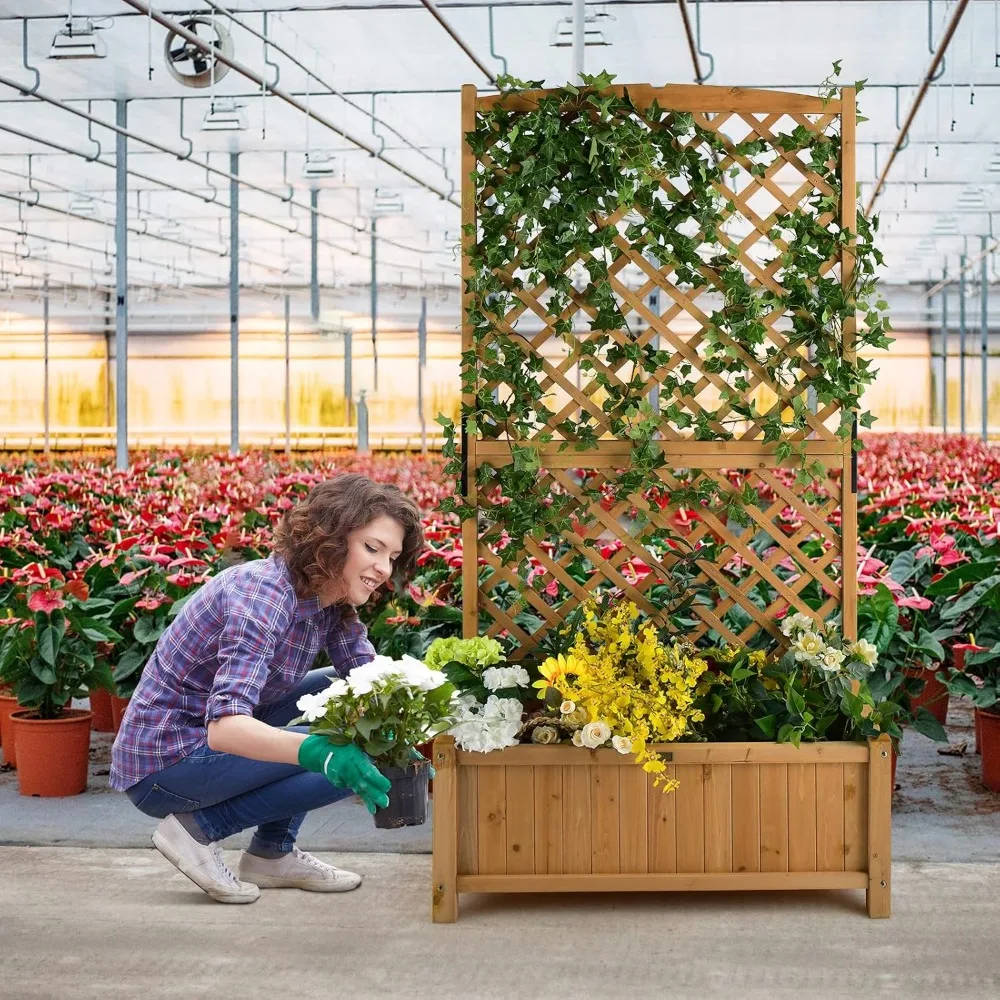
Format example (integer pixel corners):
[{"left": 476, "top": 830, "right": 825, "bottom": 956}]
[{"left": 431, "top": 734, "right": 892, "bottom": 921}]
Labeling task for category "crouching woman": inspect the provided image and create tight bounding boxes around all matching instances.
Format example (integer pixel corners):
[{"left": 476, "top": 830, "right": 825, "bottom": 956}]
[{"left": 110, "top": 474, "right": 423, "bottom": 904}]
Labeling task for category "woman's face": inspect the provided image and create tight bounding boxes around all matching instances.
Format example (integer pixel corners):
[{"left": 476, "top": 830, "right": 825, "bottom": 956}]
[{"left": 320, "top": 514, "right": 406, "bottom": 607}]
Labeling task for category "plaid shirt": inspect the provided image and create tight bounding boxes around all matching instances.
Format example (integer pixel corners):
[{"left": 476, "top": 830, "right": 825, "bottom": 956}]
[{"left": 110, "top": 554, "right": 375, "bottom": 791}]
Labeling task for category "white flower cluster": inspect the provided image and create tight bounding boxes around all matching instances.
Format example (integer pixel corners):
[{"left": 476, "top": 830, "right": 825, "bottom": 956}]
[
  {"left": 482, "top": 664, "right": 531, "bottom": 691},
  {"left": 294, "top": 654, "right": 447, "bottom": 722},
  {"left": 449, "top": 694, "right": 523, "bottom": 753},
  {"left": 780, "top": 612, "right": 878, "bottom": 674}
]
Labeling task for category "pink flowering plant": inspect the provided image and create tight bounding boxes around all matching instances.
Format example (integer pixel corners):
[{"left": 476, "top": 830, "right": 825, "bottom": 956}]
[{"left": 0, "top": 570, "right": 118, "bottom": 719}]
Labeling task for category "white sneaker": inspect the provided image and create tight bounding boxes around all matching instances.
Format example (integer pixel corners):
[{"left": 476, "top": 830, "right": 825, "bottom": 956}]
[
  {"left": 239, "top": 847, "right": 362, "bottom": 892},
  {"left": 151, "top": 815, "right": 260, "bottom": 904}
]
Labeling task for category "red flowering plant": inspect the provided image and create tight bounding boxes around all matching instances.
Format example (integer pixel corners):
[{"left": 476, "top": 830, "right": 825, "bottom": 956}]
[{"left": 0, "top": 568, "right": 119, "bottom": 719}]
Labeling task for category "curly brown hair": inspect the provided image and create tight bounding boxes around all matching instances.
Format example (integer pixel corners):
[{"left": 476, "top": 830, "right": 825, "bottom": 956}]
[{"left": 273, "top": 474, "right": 424, "bottom": 601}]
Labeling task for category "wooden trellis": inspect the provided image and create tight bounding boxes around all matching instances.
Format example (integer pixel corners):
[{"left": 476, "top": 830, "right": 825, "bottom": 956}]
[{"left": 460, "top": 83, "right": 858, "bottom": 658}]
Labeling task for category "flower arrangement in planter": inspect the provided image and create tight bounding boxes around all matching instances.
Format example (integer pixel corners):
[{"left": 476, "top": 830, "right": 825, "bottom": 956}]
[
  {"left": 0, "top": 568, "right": 119, "bottom": 796},
  {"left": 294, "top": 655, "right": 457, "bottom": 828},
  {"left": 941, "top": 640, "right": 1000, "bottom": 791}
]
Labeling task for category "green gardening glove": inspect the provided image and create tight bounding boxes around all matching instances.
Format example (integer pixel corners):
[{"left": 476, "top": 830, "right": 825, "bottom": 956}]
[{"left": 299, "top": 736, "right": 391, "bottom": 815}]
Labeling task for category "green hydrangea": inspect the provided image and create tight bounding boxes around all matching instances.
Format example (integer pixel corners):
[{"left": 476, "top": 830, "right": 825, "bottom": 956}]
[{"left": 424, "top": 636, "right": 504, "bottom": 673}]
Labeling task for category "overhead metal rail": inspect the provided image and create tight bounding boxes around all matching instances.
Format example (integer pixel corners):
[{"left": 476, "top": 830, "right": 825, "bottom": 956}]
[{"left": 118, "top": 1, "right": 460, "bottom": 207}]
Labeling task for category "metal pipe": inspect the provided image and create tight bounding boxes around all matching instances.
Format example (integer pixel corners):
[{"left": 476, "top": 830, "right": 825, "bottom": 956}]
[
  {"left": 310, "top": 189, "right": 320, "bottom": 321},
  {"left": 941, "top": 267, "right": 948, "bottom": 434},
  {"left": 118, "top": 1, "right": 459, "bottom": 205},
  {"left": 43, "top": 276, "right": 49, "bottom": 458},
  {"left": 676, "top": 0, "right": 705, "bottom": 83},
  {"left": 923, "top": 240, "right": 1000, "bottom": 298},
  {"left": 0, "top": 127, "right": 390, "bottom": 269},
  {"left": 344, "top": 328, "right": 353, "bottom": 426},
  {"left": 960, "top": 253, "right": 967, "bottom": 435},
  {"left": 572, "top": 0, "right": 585, "bottom": 82},
  {"left": 284, "top": 293, "right": 291, "bottom": 458},
  {"left": 203, "top": 1, "right": 447, "bottom": 177},
  {"left": 418, "top": 0, "right": 497, "bottom": 84},
  {"left": 0, "top": 81, "right": 436, "bottom": 254},
  {"left": 865, "top": 0, "right": 970, "bottom": 214},
  {"left": 371, "top": 217, "right": 379, "bottom": 392},
  {"left": 982, "top": 235, "right": 990, "bottom": 442},
  {"left": 418, "top": 295, "right": 427, "bottom": 455},
  {"left": 115, "top": 99, "right": 128, "bottom": 472},
  {"left": 230, "top": 151, "right": 240, "bottom": 457}
]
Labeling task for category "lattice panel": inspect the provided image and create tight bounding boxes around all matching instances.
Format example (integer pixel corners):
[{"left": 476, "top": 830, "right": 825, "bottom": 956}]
[
  {"left": 460, "top": 84, "right": 859, "bottom": 654},
  {"left": 469, "top": 463, "right": 844, "bottom": 660}
]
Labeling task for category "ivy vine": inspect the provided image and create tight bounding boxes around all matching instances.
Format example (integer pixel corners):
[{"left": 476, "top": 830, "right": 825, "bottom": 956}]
[{"left": 438, "top": 70, "right": 891, "bottom": 572}]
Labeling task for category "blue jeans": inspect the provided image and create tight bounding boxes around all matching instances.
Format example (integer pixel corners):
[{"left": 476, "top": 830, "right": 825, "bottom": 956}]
[{"left": 125, "top": 667, "right": 352, "bottom": 855}]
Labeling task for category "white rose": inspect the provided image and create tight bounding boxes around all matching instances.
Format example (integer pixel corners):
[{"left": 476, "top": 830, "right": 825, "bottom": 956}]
[
  {"left": 847, "top": 639, "right": 878, "bottom": 667},
  {"left": 560, "top": 700, "right": 576, "bottom": 715},
  {"left": 571, "top": 730, "right": 585, "bottom": 747},
  {"left": 581, "top": 720, "right": 611, "bottom": 748},
  {"left": 818, "top": 647, "right": 845, "bottom": 673},
  {"left": 781, "top": 612, "right": 815, "bottom": 637},
  {"left": 611, "top": 735, "right": 632, "bottom": 755},
  {"left": 792, "top": 631, "right": 825, "bottom": 662}
]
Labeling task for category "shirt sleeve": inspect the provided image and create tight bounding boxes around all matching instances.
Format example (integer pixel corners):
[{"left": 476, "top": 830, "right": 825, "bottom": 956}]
[
  {"left": 205, "top": 581, "right": 292, "bottom": 722},
  {"left": 324, "top": 615, "right": 376, "bottom": 678}
]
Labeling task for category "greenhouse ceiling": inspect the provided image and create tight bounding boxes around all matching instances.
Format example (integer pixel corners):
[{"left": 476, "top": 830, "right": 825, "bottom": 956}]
[{"left": 0, "top": 0, "right": 998, "bottom": 297}]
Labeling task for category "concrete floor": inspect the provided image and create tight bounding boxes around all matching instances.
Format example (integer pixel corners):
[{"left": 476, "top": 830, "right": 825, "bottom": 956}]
[
  {"left": 1, "top": 699, "right": 998, "bottom": 999},
  {"left": 1, "top": 849, "right": 998, "bottom": 999}
]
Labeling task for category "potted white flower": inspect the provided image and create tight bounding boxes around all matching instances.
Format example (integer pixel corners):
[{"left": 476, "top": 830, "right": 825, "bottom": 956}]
[{"left": 295, "top": 655, "right": 456, "bottom": 829}]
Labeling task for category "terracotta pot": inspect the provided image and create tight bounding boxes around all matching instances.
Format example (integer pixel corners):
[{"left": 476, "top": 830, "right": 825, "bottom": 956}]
[
  {"left": 975, "top": 708, "right": 982, "bottom": 754},
  {"left": 905, "top": 664, "right": 949, "bottom": 726},
  {"left": 416, "top": 739, "right": 434, "bottom": 794},
  {"left": 980, "top": 708, "right": 1000, "bottom": 793},
  {"left": 891, "top": 748, "right": 898, "bottom": 792},
  {"left": 10, "top": 709, "right": 92, "bottom": 797},
  {"left": 0, "top": 691, "right": 20, "bottom": 767},
  {"left": 110, "top": 695, "right": 130, "bottom": 735},
  {"left": 88, "top": 687, "right": 115, "bottom": 733}
]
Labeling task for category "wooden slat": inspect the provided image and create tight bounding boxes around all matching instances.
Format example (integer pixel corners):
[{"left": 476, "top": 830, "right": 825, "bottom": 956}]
[
  {"left": 456, "top": 765, "right": 479, "bottom": 875},
  {"left": 704, "top": 763, "right": 733, "bottom": 873},
  {"left": 618, "top": 764, "right": 648, "bottom": 874},
  {"left": 431, "top": 736, "right": 458, "bottom": 923},
  {"left": 759, "top": 763, "right": 788, "bottom": 872},
  {"left": 731, "top": 764, "right": 761, "bottom": 874},
  {"left": 533, "top": 765, "right": 564, "bottom": 874},
  {"left": 816, "top": 763, "right": 846, "bottom": 872},
  {"left": 458, "top": 871, "right": 867, "bottom": 893},
  {"left": 840, "top": 86, "right": 859, "bottom": 642},
  {"left": 456, "top": 742, "right": 868, "bottom": 768},
  {"left": 787, "top": 763, "right": 817, "bottom": 873},
  {"left": 476, "top": 766, "right": 507, "bottom": 876},
  {"left": 477, "top": 84, "right": 838, "bottom": 115},
  {"left": 647, "top": 767, "right": 677, "bottom": 873},
  {"left": 674, "top": 763, "right": 706, "bottom": 873},
  {"left": 460, "top": 82, "right": 478, "bottom": 643},
  {"left": 592, "top": 765, "right": 621, "bottom": 874},
  {"left": 562, "top": 764, "right": 592, "bottom": 874},
  {"left": 505, "top": 766, "right": 535, "bottom": 874},
  {"left": 867, "top": 736, "right": 892, "bottom": 918},
  {"left": 843, "top": 761, "right": 868, "bottom": 872}
]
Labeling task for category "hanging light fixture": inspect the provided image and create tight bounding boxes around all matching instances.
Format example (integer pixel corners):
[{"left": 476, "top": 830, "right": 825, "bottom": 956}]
[
  {"left": 49, "top": 3, "right": 108, "bottom": 59},
  {"left": 302, "top": 152, "right": 337, "bottom": 179},
  {"left": 68, "top": 194, "right": 98, "bottom": 216},
  {"left": 201, "top": 98, "right": 247, "bottom": 132}
]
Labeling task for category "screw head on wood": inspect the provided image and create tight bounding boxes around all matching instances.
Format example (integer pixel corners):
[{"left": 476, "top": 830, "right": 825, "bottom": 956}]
[
  {"left": 436, "top": 753, "right": 445, "bottom": 761},
  {"left": 880, "top": 880, "right": 887, "bottom": 888},
  {"left": 880, "top": 749, "right": 888, "bottom": 758},
  {"left": 436, "top": 883, "right": 445, "bottom": 892}
]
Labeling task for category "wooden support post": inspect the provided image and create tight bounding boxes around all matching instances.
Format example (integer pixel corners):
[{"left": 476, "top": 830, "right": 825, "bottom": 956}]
[
  {"left": 866, "top": 734, "right": 892, "bottom": 918},
  {"left": 840, "top": 86, "right": 858, "bottom": 642},
  {"left": 431, "top": 736, "right": 459, "bottom": 923}
]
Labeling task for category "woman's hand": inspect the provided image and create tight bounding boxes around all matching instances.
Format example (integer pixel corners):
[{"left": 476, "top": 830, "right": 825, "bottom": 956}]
[{"left": 298, "top": 737, "right": 391, "bottom": 814}]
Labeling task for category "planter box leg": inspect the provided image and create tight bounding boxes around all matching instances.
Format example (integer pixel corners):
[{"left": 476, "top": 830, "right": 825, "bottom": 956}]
[
  {"left": 431, "top": 736, "right": 458, "bottom": 923},
  {"left": 867, "top": 735, "right": 892, "bottom": 918}
]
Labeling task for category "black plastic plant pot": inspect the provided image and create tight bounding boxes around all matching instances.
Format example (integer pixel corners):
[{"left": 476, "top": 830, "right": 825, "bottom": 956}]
[{"left": 373, "top": 758, "right": 431, "bottom": 829}]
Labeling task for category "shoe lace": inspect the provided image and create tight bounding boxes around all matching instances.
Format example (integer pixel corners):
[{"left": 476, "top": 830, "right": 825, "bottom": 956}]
[
  {"left": 210, "top": 844, "right": 241, "bottom": 886},
  {"left": 292, "top": 847, "right": 328, "bottom": 871}
]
